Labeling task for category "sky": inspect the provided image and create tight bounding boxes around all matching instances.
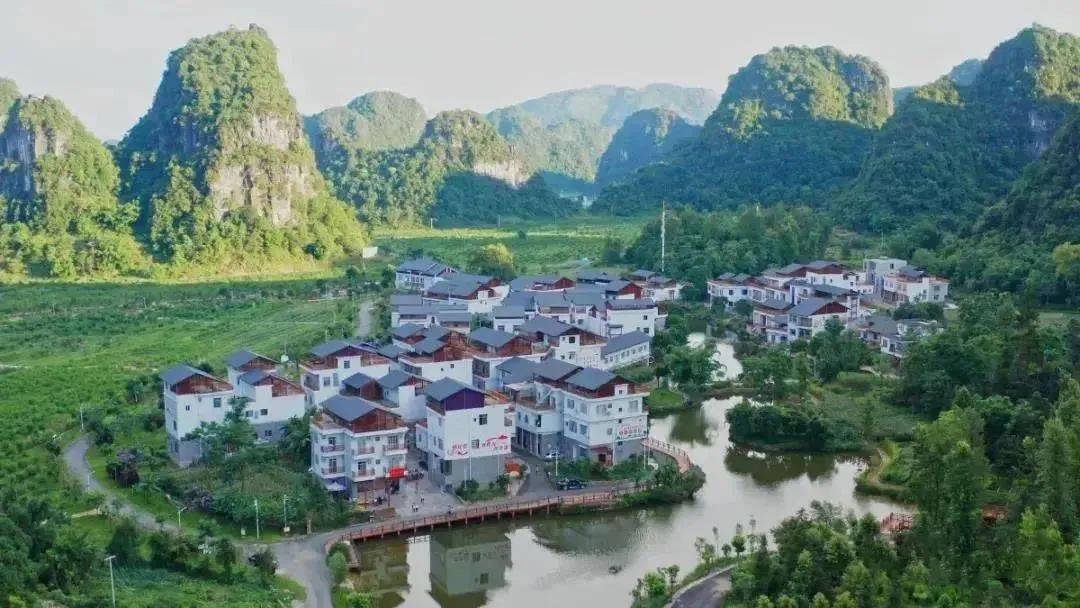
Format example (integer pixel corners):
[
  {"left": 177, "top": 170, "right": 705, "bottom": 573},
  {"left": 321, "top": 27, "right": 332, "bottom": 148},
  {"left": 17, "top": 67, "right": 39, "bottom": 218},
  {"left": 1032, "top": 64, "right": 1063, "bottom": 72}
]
[{"left": 2, "top": 0, "right": 1078, "bottom": 140}]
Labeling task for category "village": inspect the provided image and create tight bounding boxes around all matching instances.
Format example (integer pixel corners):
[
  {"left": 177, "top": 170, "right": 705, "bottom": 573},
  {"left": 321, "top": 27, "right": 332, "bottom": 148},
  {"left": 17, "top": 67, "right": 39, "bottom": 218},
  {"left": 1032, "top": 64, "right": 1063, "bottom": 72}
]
[{"left": 158, "top": 254, "right": 949, "bottom": 510}]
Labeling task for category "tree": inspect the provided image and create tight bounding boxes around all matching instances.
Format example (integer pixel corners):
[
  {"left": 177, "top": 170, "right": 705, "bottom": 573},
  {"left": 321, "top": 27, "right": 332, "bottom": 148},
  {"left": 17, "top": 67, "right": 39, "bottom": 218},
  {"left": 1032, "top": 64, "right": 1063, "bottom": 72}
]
[
  {"left": 809, "top": 320, "right": 870, "bottom": 383},
  {"left": 277, "top": 414, "right": 313, "bottom": 464},
  {"left": 328, "top": 551, "right": 348, "bottom": 585},
  {"left": 107, "top": 518, "right": 140, "bottom": 565},
  {"left": 1036, "top": 416, "right": 1077, "bottom": 535},
  {"left": 741, "top": 348, "right": 793, "bottom": 402},
  {"left": 213, "top": 537, "right": 237, "bottom": 576},
  {"left": 468, "top": 243, "right": 516, "bottom": 279},
  {"left": 185, "top": 397, "right": 256, "bottom": 465},
  {"left": 1014, "top": 506, "right": 1080, "bottom": 602},
  {"left": 250, "top": 547, "right": 277, "bottom": 577},
  {"left": 666, "top": 345, "right": 716, "bottom": 388}
]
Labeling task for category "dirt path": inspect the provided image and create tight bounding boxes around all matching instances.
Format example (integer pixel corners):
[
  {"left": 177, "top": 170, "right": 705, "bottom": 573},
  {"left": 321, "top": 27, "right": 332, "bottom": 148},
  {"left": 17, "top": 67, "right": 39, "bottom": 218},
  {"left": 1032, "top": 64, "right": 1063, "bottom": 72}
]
[
  {"left": 356, "top": 298, "right": 375, "bottom": 338},
  {"left": 668, "top": 566, "right": 735, "bottom": 608}
]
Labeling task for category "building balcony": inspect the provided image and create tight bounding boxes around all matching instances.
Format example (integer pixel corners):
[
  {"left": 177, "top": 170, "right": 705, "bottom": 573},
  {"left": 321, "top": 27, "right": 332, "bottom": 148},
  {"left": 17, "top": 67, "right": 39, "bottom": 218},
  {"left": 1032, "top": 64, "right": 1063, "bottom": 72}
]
[
  {"left": 318, "top": 467, "right": 343, "bottom": 478},
  {"left": 319, "top": 444, "right": 345, "bottom": 454},
  {"left": 353, "top": 470, "right": 376, "bottom": 482},
  {"left": 384, "top": 444, "right": 407, "bottom": 456},
  {"left": 353, "top": 446, "right": 376, "bottom": 457}
]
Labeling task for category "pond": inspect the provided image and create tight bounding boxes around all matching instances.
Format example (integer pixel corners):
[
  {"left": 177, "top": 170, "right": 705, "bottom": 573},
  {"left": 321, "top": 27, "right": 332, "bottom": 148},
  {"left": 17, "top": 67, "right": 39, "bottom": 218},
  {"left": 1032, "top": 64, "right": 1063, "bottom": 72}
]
[{"left": 348, "top": 339, "right": 900, "bottom": 607}]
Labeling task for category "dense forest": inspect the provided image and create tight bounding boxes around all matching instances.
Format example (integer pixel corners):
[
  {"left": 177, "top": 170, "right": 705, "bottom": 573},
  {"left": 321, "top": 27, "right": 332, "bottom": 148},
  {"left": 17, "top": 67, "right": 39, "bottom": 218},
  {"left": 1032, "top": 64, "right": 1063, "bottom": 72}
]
[
  {"left": 595, "top": 108, "right": 701, "bottom": 187},
  {"left": 594, "top": 45, "right": 893, "bottom": 215}
]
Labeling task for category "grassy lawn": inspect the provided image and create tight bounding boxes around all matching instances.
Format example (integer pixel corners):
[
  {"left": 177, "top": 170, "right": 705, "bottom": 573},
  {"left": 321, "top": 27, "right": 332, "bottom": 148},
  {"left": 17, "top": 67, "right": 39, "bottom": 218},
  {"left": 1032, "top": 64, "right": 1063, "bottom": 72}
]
[
  {"left": 646, "top": 387, "right": 688, "bottom": 414},
  {"left": 373, "top": 215, "right": 648, "bottom": 273},
  {"left": 813, "top": 371, "right": 927, "bottom": 442}
]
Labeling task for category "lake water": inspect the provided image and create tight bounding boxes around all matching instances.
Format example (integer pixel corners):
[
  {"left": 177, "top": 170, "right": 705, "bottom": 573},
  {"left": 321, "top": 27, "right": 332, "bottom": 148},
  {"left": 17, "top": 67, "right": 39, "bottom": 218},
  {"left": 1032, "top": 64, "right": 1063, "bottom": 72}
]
[{"left": 349, "top": 337, "right": 900, "bottom": 607}]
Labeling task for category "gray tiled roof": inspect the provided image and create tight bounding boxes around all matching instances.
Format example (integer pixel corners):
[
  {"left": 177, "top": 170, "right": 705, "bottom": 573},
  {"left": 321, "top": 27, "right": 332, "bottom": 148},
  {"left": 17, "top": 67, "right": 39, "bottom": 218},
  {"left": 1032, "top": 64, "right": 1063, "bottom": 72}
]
[
  {"left": 601, "top": 331, "right": 651, "bottom": 356},
  {"left": 426, "top": 279, "right": 481, "bottom": 298},
  {"left": 492, "top": 305, "right": 526, "bottom": 318},
  {"left": 859, "top": 315, "right": 898, "bottom": 335},
  {"left": 410, "top": 337, "right": 446, "bottom": 356},
  {"left": 534, "top": 358, "right": 581, "bottom": 381},
  {"left": 225, "top": 349, "right": 272, "bottom": 369},
  {"left": 390, "top": 293, "right": 423, "bottom": 307},
  {"left": 497, "top": 357, "right": 539, "bottom": 378},
  {"left": 422, "top": 325, "right": 450, "bottom": 341},
  {"left": 160, "top": 364, "right": 218, "bottom": 386},
  {"left": 469, "top": 327, "right": 517, "bottom": 348},
  {"left": 436, "top": 311, "right": 473, "bottom": 324},
  {"left": 606, "top": 298, "right": 656, "bottom": 310},
  {"left": 377, "top": 370, "right": 414, "bottom": 389},
  {"left": 237, "top": 370, "right": 273, "bottom": 385},
  {"left": 754, "top": 297, "right": 792, "bottom": 311},
  {"left": 519, "top": 315, "right": 573, "bottom": 336},
  {"left": 566, "top": 367, "right": 617, "bottom": 391},
  {"left": 391, "top": 323, "right": 425, "bottom": 339},
  {"left": 377, "top": 343, "right": 406, "bottom": 359},
  {"left": 342, "top": 372, "right": 378, "bottom": 390},
  {"left": 397, "top": 258, "right": 450, "bottom": 275},
  {"left": 425, "top": 378, "right": 476, "bottom": 402},
  {"left": 311, "top": 340, "right": 354, "bottom": 358},
  {"left": 790, "top": 297, "right": 842, "bottom": 317},
  {"left": 323, "top": 395, "right": 380, "bottom": 422}
]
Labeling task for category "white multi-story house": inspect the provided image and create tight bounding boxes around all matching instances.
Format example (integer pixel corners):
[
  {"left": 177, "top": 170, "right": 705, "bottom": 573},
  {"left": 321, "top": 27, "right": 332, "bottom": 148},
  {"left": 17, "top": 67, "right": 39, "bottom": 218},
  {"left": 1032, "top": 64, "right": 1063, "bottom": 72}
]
[
  {"left": 310, "top": 395, "right": 408, "bottom": 500},
  {"left": 602, "top": 298, "right": 658, "bottom": 337},
  {"left": 233, "top": 369, "right": 306, "bottom": 443},
  {"left": 881, "top": 319, "right": 940, "bottom": 359},
  {"left": 492, "top": 305, "right": 527, "bottom": 333},
  {"left": 749, "top": 298, "right": 793, "bottom": 344},
  {"left": 643, "top": 275, "right": 684, "bottom": 302},
  {"left": 341, "top": 369, "right": 429, "bottom": 423},
  {"left": 707, "top": 273, "right": 755, "bottom": 305},
  {"left": 550, "top": 368, "right": 649, "bottom": 464},
  {"left": 390, "top": 302, "right": 468, "bottom": 329},
  {"left": 417, "top": 379, "right": 514, "bottom": 489},
  {"left": 466, "top": 327, "right": 542, "bottom": 391},
  {"left": 397, "top": 330, "right": 474, "bottom": 385},
  {"left": 300, "top": 340, "right": 394, "bottom": 408},
  {"left": 517, "top": 315, "right": 606, "bottom": 367},
  {"left": 599, "top": 331, "right": 652, "bottom": 370},
  {"left": 161, "top": 365, "right": 235, "bottom": 466},
  {"left": 882, "top": 268, "right": 949, "bottom": 305},
  {"left": 864, "top": 258, "right": 907, "bottom": 293},
  {"left": 789, "top": 282, "right": 861, "bottom": 320},
  {"left": 787, "top": 297, "right": 850, "bottom": 341},
  {"left": 423, "top": 273, "right": 508, "bottom": 315},
  {"left": 395, "top": 258, "right": 455, "bottom": 292}
]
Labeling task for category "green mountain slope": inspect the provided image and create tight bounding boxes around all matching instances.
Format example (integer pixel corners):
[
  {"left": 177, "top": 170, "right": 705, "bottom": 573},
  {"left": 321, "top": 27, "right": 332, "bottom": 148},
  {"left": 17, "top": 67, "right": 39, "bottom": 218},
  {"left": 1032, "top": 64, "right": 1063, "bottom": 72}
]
[
  {"left": 0, "top": 78, "right": 19, "bottom": 130},
  {"left": 933, "top": 111, "right": 1080, "bottom": 303},
  {"left": 486, "top": 83, "right": 719, "bottom": 186},
  {"left": 595, "top": 108, "right": 700, "bottom": 187},
  {"left": 595, "top": 46, "right": 891, "bottom": 215},
  {"left": 0, "top": 91, "right": 143, "bottom": 277},
  {"left": 305, "top": 91, "right": 427, "bottom": 162},
  {"left": 116, "top": 25, "right": 366, "bottom": 267},
  {"left": 321, "top": 109, "right": 578, "bottom": 226},
  {"left": 840, "top": 25, "right": 1080, "bottom": 230},
  {"left": 893, "top": 58, "right": 983, "bottom": 105}
]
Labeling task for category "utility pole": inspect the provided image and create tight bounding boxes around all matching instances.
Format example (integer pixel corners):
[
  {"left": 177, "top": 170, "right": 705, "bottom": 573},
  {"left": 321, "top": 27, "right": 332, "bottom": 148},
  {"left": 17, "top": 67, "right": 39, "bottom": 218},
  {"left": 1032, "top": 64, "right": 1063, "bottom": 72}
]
[
  {"left": 282, "top": 494, "right": 289, "bottom": 534},
  {"left": 660, "top": 202, "right": 667, "bottom": 275},
  {"left": 176, "top": 506, "right": 186, "bottom": 532},
  {"left": 79, "top": 405, "right": 85, "bottom": 433},
  {"left": 104, "top": 555, "right": 117, "bottom": 608},
  {"left": 254, "top": 499, "right": 261, "bottom": 541}
]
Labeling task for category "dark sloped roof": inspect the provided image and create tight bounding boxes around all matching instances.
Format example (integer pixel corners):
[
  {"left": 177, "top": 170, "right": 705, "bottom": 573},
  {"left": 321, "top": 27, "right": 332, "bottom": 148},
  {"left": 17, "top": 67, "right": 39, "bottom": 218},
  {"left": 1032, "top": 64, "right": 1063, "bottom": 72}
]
[
  {"left": 566, "top": 367, "right": 617, "bottom": 391},
  {"left": 754, "top": 297, "right": 792, "bottom": 311},
  {"left": 601, "top": 331, "right": 651, "bottom": 356},
  {"left": 469, "top": 327, "right": 517, "bottom": 348},
  {"left": 225, "top": 349, "right": 273, "bottom": 369},
  {"left": 410, "top": 337, "right": 447, "bottom": 355},
  {"left": 501, "top": 292, "right": 535, "bottom": 308},
  {"left": 391, "top": 323, "right": 425, "bottom": 339},
  {"left": 493, "top": 305, "right": 525, "bottom": 318},
  {"left": 425, "top": 378, "right": 477, "bottom": 402},
  {"left": 237, "top": 370, "right": 274, "bottom": 385},
  {"left": 390, "top": 294, "right": 423, "bottom": 307},
  {"left": 377, "top": 343, "right": 406, "bottom": 359},
  {"left": 323, "top": 395, "right": 380, "bottom": 422},
  {"left": 343, "top": 372, "right": 378, "bottom": 390},
  {"left": 160, "top": 364, "right": 217, "bottom": 386},
  {"left": 859, "top": 315, "right": 898, "bottom": 335},
  {"left": 607, "top": 298, "right": 656, "bottom": 310},
  {"left": 426, "top": 279, "right": 480, "bottom": 298},
  {"left": 377, "top": 370, "right": 414, "bottom": 389},
  {"left": 422, "top": 325, "right": 450, "bottom": 341},
  {"left": 519, "top": 315, "right": 573, "bottom": 336},
  {"left": 534, "top": 358, "right": 581, "bottom": 381},
  {"left": 790, "top": 297, "right": 844, "bottom": 316},
  {"left": 604, "top": 279, "right": 633, "bottom": 292},
  {"left": 311, "top": 339, "right": 354, "bottom": 358},
  {"left": 397, "top": 258, "right": 450, "bottom": 275},
  {"left": 497, "top": 357, "right": 538, "bottom": 378},
  {"left": 437, "top": 311, "right": 473, "bottom": 324}
]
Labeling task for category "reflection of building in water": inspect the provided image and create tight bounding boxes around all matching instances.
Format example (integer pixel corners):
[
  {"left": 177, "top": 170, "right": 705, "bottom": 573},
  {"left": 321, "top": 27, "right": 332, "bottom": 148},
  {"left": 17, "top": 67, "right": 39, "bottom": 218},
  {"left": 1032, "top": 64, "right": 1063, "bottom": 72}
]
[
  {"left": 353, "top": 540, "right": 410, "bottom": 608},
  {"left": 429, "top": 527, "right": 511, "bottom": 607},
  {"left": 530, "top": 510, "right": 651, "bottom": 555}
]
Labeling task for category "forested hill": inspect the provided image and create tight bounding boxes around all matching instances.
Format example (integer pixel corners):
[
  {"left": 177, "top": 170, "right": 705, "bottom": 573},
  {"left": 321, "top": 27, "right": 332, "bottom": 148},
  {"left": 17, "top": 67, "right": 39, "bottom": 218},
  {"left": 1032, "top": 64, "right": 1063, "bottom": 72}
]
[
  {"left": 115, "top": 25, "right": 367, "bottom": 269},
  {"left": 594, "top": 46, "right": 892, "bottom": 215},
  {"left": 485, "top": 84, "right": 719, "bottom": 190},
  {"left": 305, "top": 91, "right": 427, "bottom": 162},
  {"left": 893, "top": 58, "right": 983, "bottom": 105},
  {"left": 0, "top": 90, "right": 143, "bottom": 278},
  {"left": 931, "top": 110, "right": 1080, "bottom": 304},
  {"left": 839, "top": 25, "right": 1080, "bottom": 231},
  {"left": 318, "top": 109, "right": 578, "bottom": 226},
  {"left": 595, "top": 108, "right": 700, "bottom": 187}
]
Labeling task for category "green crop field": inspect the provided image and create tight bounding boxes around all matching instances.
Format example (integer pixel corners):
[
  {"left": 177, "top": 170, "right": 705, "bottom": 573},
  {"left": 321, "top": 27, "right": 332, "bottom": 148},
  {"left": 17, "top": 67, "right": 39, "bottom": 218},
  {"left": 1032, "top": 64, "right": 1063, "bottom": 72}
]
[{"left": 373, "top": 215, "right": 649, "bottom": 273}]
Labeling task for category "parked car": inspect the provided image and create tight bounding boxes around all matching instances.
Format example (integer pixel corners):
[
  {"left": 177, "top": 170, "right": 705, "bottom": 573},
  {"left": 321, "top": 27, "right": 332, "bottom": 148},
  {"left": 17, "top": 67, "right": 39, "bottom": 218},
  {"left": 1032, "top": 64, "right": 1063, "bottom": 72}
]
[
  {"left": 543, "top": 448, "right": 561, "bottom": 461},
  {"left": 556, "top": 478, "right": 587, "bottom": 491}
]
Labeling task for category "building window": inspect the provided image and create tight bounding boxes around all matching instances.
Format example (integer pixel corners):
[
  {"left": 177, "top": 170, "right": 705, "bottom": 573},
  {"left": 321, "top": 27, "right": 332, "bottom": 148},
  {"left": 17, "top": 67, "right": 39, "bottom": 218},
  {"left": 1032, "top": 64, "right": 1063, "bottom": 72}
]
[
  {"left": 245, "top": 411, "right": 253, "bottom": 418},
  {"left": 607, "top": 427, "right": 613, "bottom": 435},
  {"left": 322, "top": 376, "right": 331, "bottom": 387},
  {"left": 264, "top": 430, "right": 273, "bottom": 438},
  {"left": 478, "top": 414, "right": 488, "bottom": 426},
  {"left": 185, "top": 405, "right": 191, "bottom": 411},
  {"left": 260, "top": 409, "right": 268, "bottom": 416},
  {"left": 471, "top": 439, "right": 479, "bottom": 449},
  {"left": 332, "top": 373, "right": 339, "bottom": 387},
  {"left": 213, "top": 398, "right": 222, "bottom": 408}
]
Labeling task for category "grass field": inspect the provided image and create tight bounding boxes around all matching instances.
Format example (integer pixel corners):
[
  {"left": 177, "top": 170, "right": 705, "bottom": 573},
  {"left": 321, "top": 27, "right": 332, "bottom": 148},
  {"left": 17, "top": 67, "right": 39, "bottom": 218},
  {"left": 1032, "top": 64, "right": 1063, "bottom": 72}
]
[{"left": 373, "top": 215, "right": 649, "bottom": 273}]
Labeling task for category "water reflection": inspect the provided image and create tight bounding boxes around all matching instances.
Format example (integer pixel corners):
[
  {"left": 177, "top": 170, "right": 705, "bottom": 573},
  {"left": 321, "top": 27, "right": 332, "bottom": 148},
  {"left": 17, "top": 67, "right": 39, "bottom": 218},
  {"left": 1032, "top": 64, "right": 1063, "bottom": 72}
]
[
  {"left": 340, "top": 341, "right": 899, "bottom": 608},
  {"left": 429, "top": 527, "right": 512, "bottom": 608}
]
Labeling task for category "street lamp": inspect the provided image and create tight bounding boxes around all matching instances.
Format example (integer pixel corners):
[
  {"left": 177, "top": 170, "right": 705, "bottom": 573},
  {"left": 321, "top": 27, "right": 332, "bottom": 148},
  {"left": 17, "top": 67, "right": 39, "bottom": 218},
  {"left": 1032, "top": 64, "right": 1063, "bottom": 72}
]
[
  {"left": 176, "top": 506, "right": 187, "bottom": 532},
  {"left": 104, "top": 555, "right": 117, "bottom": 608},
  {"left": 254, "top": 499, "right": 261, "bottom": 541},
  {"left": 282, "top": 494, "right": 289, "bottom": 534}
]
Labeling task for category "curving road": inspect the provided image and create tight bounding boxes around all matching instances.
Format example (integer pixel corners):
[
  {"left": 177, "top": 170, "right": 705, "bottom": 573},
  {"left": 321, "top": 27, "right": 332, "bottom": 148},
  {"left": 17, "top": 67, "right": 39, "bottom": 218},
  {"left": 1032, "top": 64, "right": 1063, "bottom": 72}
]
[{"left": 668, "top": 566, "right": 734, "bottom": 608}]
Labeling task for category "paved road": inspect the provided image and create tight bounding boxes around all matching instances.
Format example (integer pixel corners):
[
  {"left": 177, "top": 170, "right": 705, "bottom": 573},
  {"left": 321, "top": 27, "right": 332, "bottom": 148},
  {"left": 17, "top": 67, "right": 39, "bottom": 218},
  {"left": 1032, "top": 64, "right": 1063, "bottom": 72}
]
[
  {"left": 356, "top": 299, "right": 375, "bottom": 338},
  {"left": 64, "top": 435, "right": 162, "bottom": 529},
  {"left": 669, "top": 567, "right": 734, "bottom": 608}
]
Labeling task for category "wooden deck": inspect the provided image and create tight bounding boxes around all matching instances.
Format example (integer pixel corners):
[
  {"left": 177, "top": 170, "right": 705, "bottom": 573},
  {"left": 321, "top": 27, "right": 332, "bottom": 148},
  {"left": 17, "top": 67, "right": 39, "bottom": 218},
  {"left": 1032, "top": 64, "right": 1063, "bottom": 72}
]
[{"left": 334, "top": 487, "right": 637, "bottom": 547}]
